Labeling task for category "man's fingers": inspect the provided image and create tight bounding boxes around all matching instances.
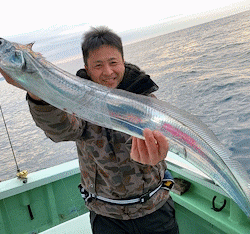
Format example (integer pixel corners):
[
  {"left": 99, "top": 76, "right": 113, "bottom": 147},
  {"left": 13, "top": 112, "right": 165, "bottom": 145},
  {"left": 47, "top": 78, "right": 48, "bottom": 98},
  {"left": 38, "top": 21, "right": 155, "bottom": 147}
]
[
  {"left": 0, "top": 68, "right": 26, "bottom": 90},
  {"left": 144, "top": 128, "right": 158, "bottom": 157},
  {"left": 131, "top": 137, "right": 151, "bottom": 164},
  {"left": 131, "top": 129, "right": 169, "bottom": 165},
  {"left": 137, "top": 138, "right": 149, "bottom": 164},
  {"left": 153, "top": 130, "right": 169, "bottom": 159},
  {"left": 131, "top": 136, "right": 140, "bottom": 162}
]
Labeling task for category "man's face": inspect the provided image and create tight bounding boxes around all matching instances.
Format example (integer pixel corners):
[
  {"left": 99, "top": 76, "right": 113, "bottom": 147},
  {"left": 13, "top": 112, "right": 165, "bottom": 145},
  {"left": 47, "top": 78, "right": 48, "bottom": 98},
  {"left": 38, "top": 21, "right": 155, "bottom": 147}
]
[{"left": 85, "top": 45, "right": 125, "bottom": 89}]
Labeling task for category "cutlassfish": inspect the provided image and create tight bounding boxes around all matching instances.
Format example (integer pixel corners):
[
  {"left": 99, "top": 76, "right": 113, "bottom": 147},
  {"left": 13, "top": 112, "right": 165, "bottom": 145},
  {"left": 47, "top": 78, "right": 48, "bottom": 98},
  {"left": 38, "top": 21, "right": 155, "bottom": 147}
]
[{"left": 0, "top": 38, "right": 250, "bottom": 217}]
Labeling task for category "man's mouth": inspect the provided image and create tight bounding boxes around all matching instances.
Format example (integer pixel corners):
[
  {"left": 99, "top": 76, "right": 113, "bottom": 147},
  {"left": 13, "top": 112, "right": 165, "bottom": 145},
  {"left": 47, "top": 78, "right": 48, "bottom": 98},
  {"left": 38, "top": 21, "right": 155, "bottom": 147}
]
[{"left": 103, "top": 77, "right": 116, "bottom": 82}]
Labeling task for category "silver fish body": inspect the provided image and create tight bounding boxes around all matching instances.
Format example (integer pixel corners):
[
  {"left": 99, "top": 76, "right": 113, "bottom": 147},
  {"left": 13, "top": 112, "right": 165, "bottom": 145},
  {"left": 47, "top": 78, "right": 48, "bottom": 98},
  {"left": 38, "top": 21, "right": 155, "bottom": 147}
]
[{"left": 0, "top": 38, "right": 250, "bottom": 217}]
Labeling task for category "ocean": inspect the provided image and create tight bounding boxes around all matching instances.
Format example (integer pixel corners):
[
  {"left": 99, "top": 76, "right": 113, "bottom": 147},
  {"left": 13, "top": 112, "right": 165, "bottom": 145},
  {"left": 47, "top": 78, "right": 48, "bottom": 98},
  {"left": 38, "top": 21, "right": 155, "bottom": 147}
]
[{"left": 0, "top": 10, "right": 249, "bottom": 182}]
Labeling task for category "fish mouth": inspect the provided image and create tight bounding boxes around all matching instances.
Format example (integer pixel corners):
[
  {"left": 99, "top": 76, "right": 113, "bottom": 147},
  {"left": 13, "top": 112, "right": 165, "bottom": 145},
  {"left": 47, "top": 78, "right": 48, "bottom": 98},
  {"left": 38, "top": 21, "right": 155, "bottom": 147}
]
[
  {"left": 0, "top": 39, "right": 3, "bottom": 58},
  {"left": 0, "top": 38, "right": 5, "bottom": 49}
]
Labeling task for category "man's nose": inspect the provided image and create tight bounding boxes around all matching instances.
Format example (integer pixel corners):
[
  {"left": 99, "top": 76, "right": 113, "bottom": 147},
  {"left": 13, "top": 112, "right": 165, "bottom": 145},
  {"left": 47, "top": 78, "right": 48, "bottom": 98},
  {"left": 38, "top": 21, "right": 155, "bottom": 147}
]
[{"left": 102, "top": 64, "right": 113, "bottom": 76}]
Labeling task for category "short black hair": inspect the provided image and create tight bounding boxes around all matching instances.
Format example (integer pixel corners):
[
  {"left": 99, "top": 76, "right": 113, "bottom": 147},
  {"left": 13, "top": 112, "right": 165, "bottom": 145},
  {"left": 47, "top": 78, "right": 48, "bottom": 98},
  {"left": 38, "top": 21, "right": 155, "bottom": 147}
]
[{"left": 81, "top": 26, "right": 124, "bottom": 66}]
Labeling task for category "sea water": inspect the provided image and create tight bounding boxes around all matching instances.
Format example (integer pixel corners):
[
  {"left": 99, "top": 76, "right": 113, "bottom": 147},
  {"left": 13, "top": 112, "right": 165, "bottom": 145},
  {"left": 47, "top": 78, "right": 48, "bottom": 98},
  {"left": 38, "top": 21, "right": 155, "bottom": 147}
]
[{"left": 0, "top": 10, "right": 249, "bottom": 181}]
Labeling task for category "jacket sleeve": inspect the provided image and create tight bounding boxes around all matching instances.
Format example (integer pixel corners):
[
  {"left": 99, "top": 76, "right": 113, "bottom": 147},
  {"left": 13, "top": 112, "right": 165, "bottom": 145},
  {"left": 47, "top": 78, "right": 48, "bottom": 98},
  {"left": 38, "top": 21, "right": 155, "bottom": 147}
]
[{"left": 27, "top": 97, "right": 85, "bottom": 143}]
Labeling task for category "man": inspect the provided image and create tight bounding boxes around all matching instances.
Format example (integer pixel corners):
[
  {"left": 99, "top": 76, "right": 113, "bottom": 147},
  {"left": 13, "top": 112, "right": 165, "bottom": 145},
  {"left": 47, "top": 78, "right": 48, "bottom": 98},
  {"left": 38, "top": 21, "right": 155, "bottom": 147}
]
[{"left": 1, "top": 26, "right": 179, "bottom": 234}]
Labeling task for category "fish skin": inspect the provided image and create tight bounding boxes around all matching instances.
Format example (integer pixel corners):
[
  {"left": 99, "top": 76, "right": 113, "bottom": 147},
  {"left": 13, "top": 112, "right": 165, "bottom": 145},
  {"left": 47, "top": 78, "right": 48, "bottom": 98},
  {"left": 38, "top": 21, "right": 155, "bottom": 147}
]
[{"left": 1, "top": 38, "right": 250, "bottom": 217}]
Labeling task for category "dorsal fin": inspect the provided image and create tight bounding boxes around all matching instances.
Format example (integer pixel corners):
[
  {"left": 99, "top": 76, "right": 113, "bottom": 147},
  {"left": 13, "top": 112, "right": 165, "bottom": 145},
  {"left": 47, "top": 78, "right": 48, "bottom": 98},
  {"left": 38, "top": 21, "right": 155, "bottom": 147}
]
[{"left": 26, "top": 42, "right": 35, "bottom": 50}]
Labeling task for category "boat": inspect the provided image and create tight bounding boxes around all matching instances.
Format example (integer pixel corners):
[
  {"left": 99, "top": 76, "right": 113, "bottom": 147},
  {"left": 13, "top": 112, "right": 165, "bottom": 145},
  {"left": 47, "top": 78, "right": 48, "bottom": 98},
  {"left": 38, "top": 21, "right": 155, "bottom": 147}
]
[{"left": 1, "top": 151, "right": 250, "bottom": 234}]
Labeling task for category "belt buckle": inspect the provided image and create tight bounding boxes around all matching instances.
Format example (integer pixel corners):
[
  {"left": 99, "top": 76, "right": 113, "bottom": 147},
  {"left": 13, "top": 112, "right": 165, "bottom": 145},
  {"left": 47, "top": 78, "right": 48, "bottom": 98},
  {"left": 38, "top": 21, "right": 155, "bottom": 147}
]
[
  {"left": 139, "top": 192, "right": 150, "bottom": 203},
  {"left": 78, "top": 184, "right": 92, "bottom": 201}
]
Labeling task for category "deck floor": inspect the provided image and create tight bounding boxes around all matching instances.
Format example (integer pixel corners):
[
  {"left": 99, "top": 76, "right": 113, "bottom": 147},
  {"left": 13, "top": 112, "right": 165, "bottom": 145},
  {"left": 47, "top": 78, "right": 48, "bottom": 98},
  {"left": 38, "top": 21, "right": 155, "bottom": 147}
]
[{"left": 40, "top": 213, "right": 92, "bottom": 234}]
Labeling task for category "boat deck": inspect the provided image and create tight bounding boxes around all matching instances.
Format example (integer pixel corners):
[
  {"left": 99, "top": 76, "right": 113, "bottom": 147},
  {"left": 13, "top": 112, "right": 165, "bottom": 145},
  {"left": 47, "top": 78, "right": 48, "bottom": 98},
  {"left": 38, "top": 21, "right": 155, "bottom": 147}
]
[{"left": 40, "top": 213, "right": 92, "bottom": 234}]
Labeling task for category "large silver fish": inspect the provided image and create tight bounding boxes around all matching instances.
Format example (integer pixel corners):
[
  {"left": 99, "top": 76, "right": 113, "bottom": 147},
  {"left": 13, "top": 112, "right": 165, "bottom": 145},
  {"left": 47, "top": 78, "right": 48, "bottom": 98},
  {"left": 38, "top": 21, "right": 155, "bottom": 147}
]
[{"left": 0, "top": 38, "right": 250, "bottom": 217}]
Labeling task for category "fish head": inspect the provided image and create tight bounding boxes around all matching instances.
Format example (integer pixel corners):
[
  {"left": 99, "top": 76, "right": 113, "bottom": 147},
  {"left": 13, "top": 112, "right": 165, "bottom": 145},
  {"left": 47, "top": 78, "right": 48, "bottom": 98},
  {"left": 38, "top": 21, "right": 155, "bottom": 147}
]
[
  {"left": 0, "top": 38, "right": 26, "bottom": 73},
  {"left": 0, "top": 38, "right": 43, "bottom": 91}
]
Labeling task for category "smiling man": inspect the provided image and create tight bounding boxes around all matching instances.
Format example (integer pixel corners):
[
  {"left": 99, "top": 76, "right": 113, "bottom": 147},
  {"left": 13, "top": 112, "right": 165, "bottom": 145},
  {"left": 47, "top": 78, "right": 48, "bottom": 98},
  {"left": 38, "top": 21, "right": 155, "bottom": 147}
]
[
  {"left": 85, "top": 44, "right": 125, "bottom": 88},
  {"left": 0, "top": 26, "right": 179, "bottom": 234}
]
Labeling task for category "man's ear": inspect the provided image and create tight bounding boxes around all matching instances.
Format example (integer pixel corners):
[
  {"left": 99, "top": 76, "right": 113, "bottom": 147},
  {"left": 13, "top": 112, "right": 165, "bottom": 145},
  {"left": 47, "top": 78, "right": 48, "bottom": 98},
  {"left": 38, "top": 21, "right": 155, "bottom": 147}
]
[{"left": 85, "top": 65, "right": 90, "bottom": 76}]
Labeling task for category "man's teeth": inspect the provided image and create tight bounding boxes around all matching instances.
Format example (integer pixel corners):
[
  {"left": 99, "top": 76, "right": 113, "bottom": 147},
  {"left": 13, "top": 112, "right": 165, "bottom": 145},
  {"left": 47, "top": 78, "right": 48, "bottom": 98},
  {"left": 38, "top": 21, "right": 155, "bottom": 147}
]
[{"left": 105, "top": 78, "right": 115, "bottom": 81}]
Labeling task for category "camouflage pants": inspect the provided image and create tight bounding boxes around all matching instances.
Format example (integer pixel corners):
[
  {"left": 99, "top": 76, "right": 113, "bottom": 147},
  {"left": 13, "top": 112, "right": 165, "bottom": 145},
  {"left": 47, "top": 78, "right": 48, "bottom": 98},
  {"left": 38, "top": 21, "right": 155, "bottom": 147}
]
[{"left": 90, "top": 197, "right": 179, "bottom": 234}]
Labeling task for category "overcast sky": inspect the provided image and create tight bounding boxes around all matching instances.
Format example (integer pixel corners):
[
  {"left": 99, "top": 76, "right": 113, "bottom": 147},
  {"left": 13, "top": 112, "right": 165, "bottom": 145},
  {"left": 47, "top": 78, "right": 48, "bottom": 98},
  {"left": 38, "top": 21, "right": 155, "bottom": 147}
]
[{"left": 2, "top": 0, "right": 250, "bottom": 38}]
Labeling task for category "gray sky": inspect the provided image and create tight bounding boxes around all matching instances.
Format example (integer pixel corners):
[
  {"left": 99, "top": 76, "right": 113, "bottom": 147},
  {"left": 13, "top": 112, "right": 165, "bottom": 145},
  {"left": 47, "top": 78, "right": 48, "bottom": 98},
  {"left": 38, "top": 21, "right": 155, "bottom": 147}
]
[{"left": 2, "top": 0, "right": 250, "bottom": 37}]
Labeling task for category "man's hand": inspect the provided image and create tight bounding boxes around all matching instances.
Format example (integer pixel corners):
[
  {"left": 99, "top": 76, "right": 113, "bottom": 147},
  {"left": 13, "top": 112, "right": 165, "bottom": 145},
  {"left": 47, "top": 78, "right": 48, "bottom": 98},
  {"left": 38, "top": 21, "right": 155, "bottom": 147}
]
[
  {"left": 0, "top": 68, "right": 41, "bottom": 100},
  {"left": 131, "top": 128, "right": 169, "bottom": 166},
  {"left": 0, "top": 68, "right": 24, "bottom": 90}
]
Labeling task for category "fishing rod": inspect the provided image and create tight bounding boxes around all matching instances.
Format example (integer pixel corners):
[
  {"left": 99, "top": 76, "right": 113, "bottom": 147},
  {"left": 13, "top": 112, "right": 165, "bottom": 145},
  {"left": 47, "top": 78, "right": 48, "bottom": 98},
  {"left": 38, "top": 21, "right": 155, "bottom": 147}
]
[{"left": 0, "top": 105, "right": 28, "bottom": 182}]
